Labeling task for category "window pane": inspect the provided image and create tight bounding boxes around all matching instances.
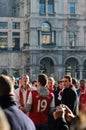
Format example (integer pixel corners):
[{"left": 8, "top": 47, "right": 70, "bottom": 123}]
[
  {"left": 0, "top": 38, "right": 7, "bottom": 48},
  {"left": 12, "top": 22, "right": 20, "bottom": 29},
  {"left": 12, "top": 32, "right": 20, "bottom": 36},
  {"left": 12, "top": 38, "right": 20, "bottom": 48},
  {"left": 42, "top": 34, "right": 51, "bottom": 44},
  {"left": 70, "top": 2, "right": 75, "bottom": 14},
  {"left": 41, "top": 22, "right": 52, "bottom": 44},
  {"left": 48, "top": 0, "right": 54, "bottom": 14},
  {"left": 0, "top": 22, "right": 8, "bottom": 29},
  {"left": 0, "top": 32, "right": 8, "bottom": 36},
  {"left": 39, "top": 0, "right": 45, "bottom": 14},
  {"left": 0, "top": 32, "right": 8, "bottom": 48},
  {"left": 12, "top": 32, "right": 20, "bottom": 48}
]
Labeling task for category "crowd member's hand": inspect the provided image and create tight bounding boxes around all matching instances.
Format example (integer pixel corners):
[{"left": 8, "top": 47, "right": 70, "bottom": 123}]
[
  {"left": 53, "top": 104, "right": 75, "bottom": 121},
  {"left": 53, "top": 105, "right": 66, "bottom": 120},
  {"left": 65, "top": 105, "right": 75, "bottom": 122}
]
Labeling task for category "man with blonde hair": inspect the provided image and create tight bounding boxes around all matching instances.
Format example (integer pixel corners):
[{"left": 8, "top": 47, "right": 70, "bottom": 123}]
[{"left": 46, "top": 77, "right": 55, "bottom": 93}]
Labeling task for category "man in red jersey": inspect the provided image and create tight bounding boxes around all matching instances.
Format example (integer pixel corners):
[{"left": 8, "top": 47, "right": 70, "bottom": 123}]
[
  {"left": 79, "top": 79, "right": 86, "bottom": 111},
  {"left": 26, "top": 74, "right": 55, "bottom": 130}
]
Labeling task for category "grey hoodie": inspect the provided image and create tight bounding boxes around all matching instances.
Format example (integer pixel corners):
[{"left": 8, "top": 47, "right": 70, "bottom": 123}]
[{"left": 37, "top": 86, "right": 49, "bottom": 97}]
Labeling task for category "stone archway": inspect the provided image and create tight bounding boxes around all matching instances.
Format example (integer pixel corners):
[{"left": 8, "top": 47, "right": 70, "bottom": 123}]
[
  {"left": 40, "top": 57, "right": 54, "bottom": 77},
  {"left": 83, "top": 60, "right": 86, "bottom": 79},
  {"left": 65, "top": 58, "right": 79, "bottom": 79}
]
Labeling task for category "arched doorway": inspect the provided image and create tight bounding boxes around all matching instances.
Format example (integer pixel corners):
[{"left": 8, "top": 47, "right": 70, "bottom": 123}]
[
  {"left": 39, "top": 57, "right": 54, "bottom": 77},
  {"left": 65, "top": 58, "right": 80, "bottom": 79},
  {"left": 83, "top": 60, "right": 86, "bottom": 79}
]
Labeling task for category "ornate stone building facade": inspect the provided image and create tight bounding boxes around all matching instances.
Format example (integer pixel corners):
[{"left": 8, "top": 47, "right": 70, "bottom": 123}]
[{"left": 0, "top": 0, "right": 86, "bottom": 80}]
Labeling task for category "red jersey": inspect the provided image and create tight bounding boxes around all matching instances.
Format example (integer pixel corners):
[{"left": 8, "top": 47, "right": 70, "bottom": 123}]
[
  {"left": 46, "top": 85, "right": 55, "bottom": 93},
  {"left": 79, "top": 88, "right": 86, "bottom": 111},
  {"left": 29, "top": 90, "right": 54, "bottom": 125}
]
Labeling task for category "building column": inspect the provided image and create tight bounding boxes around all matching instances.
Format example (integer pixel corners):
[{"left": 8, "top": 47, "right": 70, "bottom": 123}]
[
  {"left": 54, "top": 65, "right": 64, "bottom": 80},
  {"left": 79, "top": 65, "right": 83, "bottom": 80}
]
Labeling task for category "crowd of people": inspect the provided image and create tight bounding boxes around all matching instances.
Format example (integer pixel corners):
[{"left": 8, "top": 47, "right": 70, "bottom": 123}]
[{"left": 0, "top": 73, "right": 86, "bottom": 130}]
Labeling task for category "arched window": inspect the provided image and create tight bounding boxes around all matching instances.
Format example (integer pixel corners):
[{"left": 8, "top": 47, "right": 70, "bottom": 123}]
[
  {"left": 83, "top": 60, "right": 86, "bottom": 79},
  {"left": 41, "top": 22, "right": 52, "bottom": 44},
  {"left": 65, "top": 58, "right": 79, "bottom": 79}
]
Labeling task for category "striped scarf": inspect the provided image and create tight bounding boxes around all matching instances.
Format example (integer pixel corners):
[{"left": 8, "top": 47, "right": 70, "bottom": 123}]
[{"left": 19, "top": 85, "right": 30, "bottom": 108}]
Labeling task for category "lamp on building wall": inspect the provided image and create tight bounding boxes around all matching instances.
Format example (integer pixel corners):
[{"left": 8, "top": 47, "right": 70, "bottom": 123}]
[
  {"left": 65, "top": 65, "right": 71, "bottom": 71},
  {"left": 65, "top": 65, "right": 72, "bottom": 76},
  {"left": 23, "top": 43, "right": 30, "bottom": 49}
]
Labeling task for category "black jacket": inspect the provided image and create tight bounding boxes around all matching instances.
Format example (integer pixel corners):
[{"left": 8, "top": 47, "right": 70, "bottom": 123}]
[
  {"left": 62, "top": 85, "right": 79, "bottom": 115},
  {"left": 48, "top": 108, "right": 69, "bottom": 130},
  {"left": 49, "top": 110, "right": 81, "bottom": 130},
  {"left": 54, "top": 87, "right": 62, "bottom": 107}
]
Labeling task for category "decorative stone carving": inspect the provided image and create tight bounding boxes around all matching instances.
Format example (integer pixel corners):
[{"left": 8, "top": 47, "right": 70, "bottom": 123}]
[{"left": 67, "top": 24, "right": 80, "bottom": 32}]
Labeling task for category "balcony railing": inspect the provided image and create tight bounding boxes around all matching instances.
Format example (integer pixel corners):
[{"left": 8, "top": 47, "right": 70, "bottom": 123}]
[
  {"left": 0, "top": 45, "right": 86, "bottom": 52},
  {"left": 42, "top": 43, "right": 56, "bottom": 48},
  {"left": 0, "top": 47, "right": 21, "bottom": 51},
  {"left": 21, "top": 45, "right": 86, "bottom": 51}
]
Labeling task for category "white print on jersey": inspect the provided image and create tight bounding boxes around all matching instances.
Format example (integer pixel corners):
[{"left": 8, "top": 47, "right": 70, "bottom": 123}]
[{"left": 37, "top": 99, "right": 47, "bottom": 112}]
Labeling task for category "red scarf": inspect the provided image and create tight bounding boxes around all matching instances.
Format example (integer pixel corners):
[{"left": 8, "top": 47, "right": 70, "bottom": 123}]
[
  {"left": 19, "top": 85, "right": 30, "bottom": 107},
  {"left": 80, "top": 87, "right": 86, "bottom": 93}
]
